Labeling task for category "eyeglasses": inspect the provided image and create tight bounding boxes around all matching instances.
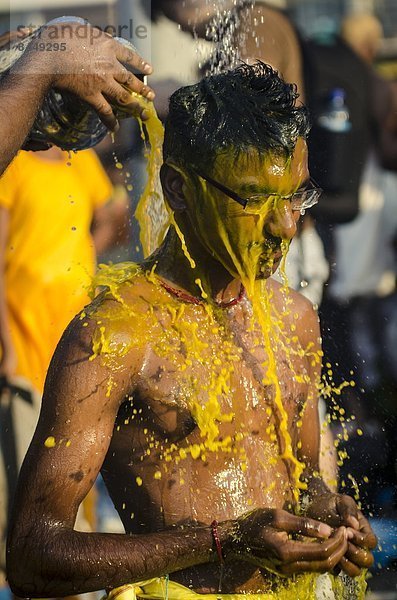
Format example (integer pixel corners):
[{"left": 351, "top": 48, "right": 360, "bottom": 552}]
[{"left": 192, "top": 168, "right": 322, "bottom": 215}]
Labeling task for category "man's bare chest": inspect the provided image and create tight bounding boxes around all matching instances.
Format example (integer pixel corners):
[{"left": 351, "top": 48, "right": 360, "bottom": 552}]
[{"left": 120, "top": 300, "right": 309, "bottom": 444}]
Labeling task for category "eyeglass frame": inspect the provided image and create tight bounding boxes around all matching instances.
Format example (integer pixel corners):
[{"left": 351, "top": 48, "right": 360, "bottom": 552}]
[{"left": 192, "top": 167, "right": 322, "bottom": 214}]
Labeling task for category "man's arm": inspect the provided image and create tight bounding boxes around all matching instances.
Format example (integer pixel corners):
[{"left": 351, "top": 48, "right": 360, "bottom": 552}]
[
  {"left": 0, "top": 22, "right": 154, "bottom": 175},
  {"left": 6, "top": 309, "right": 224, "bottom": 597},
  {"left": 0, "top": 66, "right": 53, "bottom": 176}
]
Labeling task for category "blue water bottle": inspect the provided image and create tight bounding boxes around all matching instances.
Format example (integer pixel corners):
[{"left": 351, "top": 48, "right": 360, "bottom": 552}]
[
  {"left": 311, "top": 87, "right": 353, "bottom": 191},
  {"left": 318, "top": 88, "right": 352, "bottom": 133}
]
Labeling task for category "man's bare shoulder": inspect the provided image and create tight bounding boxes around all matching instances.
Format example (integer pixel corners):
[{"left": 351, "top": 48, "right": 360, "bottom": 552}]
[
  {"left": 269, "top": 277, "right": 314, "bottom": 309},
  {"left": 89, "top": 264, "right": 161, "bottom": 310},
  {"left": 41, "top": 267, "right": 165, "bottom": 417},
  {"left": 46, "top": 267, "right": 161, "bottom": 374},
  {"left": 269, "top": 278, "right": 320, "bottom": 344}
]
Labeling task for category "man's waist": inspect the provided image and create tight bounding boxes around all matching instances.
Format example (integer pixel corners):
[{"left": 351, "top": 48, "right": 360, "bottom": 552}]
[{"left": 106, "top": 573, "right": 320, "bottom": 599}]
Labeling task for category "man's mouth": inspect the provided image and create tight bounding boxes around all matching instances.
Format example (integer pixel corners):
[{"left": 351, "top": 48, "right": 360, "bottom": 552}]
[
  {"left": 261, "top": 247, "right": 282, "bottom": 262},
  {"left": 258, "top": 251, "right": 280, "bottom": 269}
]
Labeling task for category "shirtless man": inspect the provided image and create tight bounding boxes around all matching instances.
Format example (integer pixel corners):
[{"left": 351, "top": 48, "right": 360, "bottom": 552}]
[{"left": 7, "top": 63, "right": 376, "bottom": 599}]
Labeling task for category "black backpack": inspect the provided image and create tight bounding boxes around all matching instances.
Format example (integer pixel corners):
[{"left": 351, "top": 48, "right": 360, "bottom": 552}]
[{"left": 302, "top": 37, "right": 372, "bottom": 223}]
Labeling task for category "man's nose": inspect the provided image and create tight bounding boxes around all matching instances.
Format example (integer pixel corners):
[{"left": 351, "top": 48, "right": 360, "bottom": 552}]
[{"left": 265, "top": 201, "right": 298, "bottom": 241}]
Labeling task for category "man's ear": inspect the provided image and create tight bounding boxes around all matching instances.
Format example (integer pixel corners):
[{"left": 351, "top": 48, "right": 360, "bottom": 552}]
[{"left": 160, "top": 163, "right": 187, "bottom": 212}]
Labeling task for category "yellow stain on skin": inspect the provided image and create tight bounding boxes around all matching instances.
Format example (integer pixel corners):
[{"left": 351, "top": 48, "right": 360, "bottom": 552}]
[{"left": 44, "top": 436, "right": 56, "bottom": 448}]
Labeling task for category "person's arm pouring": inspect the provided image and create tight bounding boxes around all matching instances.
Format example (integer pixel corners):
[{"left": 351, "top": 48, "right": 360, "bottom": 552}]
[{"left": 0, "top": 22, "right": 154, "bottom": 175}]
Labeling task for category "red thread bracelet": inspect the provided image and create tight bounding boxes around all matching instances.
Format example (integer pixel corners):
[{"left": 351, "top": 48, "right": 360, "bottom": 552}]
[{"left": 211, "top": 520, "right": 224, "bottom": 563}]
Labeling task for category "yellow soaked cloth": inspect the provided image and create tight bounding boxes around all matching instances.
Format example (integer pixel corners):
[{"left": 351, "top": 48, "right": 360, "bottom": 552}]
[
  {"left": 0, "top": 149, "right": 112, "bottom": 392},
  {"left": 106, "top": 575, "right": 320, "bottom": 600}
]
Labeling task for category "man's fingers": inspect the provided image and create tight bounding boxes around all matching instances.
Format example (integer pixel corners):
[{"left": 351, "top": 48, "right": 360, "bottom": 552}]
[
  {"left": 114, "top": 41, "right": 152, "bottom": 75},
  {"left": 340, "top": 540, "right": 376, "bottom": 576},
  {"left": 277, "top": 511, "right": 332, "bottom": 539},
  {"left": 251, "top": 527, "right": 347, "bottom": 567},
  {"left": 337, "top": 497, "right": 359, "bottom": 527},
  {"left": 348, "top": 526, "right": 378, "bottom": 551},
  {"left": 87, "top": 93, "right": 119, "bottom": 131},
  {"left": 279, "top": 531, "right": 348, "bottom": 575},
  {"left": 345, "top": 541, "right": 374, "bottom": 569},
  {"left": 338, "top": 555, "right": 362, "bottom": 578},
  {"left": 103, "top": 83, "right": 150, "bottom": 120},
  {"left": 114, "top": 69, "right": 155, "bottom": 100},
  {"left": 281, "top": 526, "right": 347, "bottom": 564},
  {"left": 357, "top": 514, "right": 378, "bottom": 549},
  {"left": 346, "top": 515, "right": 360, "bottom": 530},
  {"left": 114, "top": 68, "right": 136, "bottom": 88},
  {"left": 106, "top": 81, "right": 137, "bottom": 106}
]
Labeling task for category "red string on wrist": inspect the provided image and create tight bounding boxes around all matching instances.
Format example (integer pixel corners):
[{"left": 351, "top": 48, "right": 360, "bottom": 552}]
[{"left": 211, "top": 520, "right": 224, "bottom": 564}]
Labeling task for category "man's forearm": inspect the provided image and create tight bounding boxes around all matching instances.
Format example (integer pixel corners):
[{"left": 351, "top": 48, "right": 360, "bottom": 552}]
[
  {"left": 8, "top": 523, "right": 232, "bottom": 597},
  {"left": 0, "top": 55, "right": 53, "bottom": 174}
]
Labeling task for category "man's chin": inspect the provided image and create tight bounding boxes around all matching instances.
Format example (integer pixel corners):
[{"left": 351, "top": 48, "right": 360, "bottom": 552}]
[
  {"left": 256, "top": 257, "right": 281, "bottom": 279},
  {"left": 255, "top": 266, "right": 272, "bottom": 280}
]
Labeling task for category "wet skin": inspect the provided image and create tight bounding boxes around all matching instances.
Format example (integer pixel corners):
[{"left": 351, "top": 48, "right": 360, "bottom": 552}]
[{"left": 7, "top": 140, "right": 376, "bottom": 596}]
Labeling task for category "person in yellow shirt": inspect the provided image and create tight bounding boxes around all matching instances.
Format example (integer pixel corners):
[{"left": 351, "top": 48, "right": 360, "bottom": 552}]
[
  {"left": 0, "top": 146, "right": 118, "bottom": 391},
  {"left": 0, "top": 145, "right": 128, "bottom": 583}
]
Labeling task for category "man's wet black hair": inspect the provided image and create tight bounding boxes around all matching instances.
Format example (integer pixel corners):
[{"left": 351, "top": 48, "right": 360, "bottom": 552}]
[{"left": 163, "top": 61, "right": 310, "bottom": 172}]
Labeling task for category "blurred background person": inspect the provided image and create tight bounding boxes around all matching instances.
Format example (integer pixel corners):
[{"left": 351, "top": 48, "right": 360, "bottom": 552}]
[
  {"left": 319, "top": 14, "right": 397, "bottom": 522},
  {"left": 298, "top": 11, "right": 392, "bottom": 509}
]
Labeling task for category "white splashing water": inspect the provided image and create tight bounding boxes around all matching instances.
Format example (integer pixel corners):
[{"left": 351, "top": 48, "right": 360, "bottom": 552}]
[{"left": 204, "top": 0, "right": 256, "bottom": 75}]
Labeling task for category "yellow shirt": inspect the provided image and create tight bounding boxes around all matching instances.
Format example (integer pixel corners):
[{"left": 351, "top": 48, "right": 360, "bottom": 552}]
[{"left": 0, "top": 149, "right": 112, "bottom": 392}]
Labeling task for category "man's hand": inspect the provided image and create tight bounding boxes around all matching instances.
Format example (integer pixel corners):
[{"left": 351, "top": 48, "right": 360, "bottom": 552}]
[
  {"left": 306, "top": 492, "right": 377, "bottom": 576},
  {"left": 223, "top": 508, "right": 349, "bottom": 576},
  {"left": 24, "top": 22, "right": 155, "bottom": 131}
]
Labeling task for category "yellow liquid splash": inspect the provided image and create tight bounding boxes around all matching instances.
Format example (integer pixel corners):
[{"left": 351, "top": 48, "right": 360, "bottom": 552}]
[{"left": 129, "top": 92, "right": 169, "bottom": 256}]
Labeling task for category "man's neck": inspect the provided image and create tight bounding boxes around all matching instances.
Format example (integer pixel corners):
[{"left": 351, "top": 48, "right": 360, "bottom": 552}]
[{"left": 144, "top": 227, "right": 242, "bottom": 306}]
